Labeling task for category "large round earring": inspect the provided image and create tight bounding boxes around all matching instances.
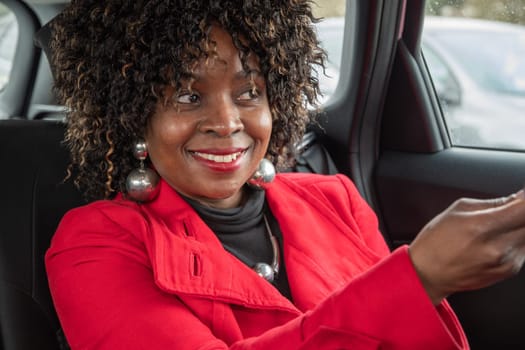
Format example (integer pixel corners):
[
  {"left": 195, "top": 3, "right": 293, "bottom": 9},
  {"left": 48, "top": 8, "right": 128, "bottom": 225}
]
[
  {"left": 247, "top": 158, "right": 276, "bottom": 189},
  {"left": 125, "top": 141, "right": 160, "bottom": 202}
]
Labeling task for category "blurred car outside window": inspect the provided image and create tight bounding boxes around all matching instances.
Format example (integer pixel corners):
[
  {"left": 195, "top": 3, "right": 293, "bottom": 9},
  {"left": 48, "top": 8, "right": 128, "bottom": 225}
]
[
  {"left": 312, "top": 0, "right": 345, "bottom": 104},
  {"left": 0, "top": 3, "right": 18, "bottom": 92},
  {"left": 424, "top": 0, "right": 525, "bottom": 151}
]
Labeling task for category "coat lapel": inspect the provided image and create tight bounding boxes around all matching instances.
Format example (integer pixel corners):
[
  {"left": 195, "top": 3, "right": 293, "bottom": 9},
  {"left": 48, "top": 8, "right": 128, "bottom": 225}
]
[
  {"left": 139, "top": 175, "right": 382, "bottom": 314},
  {"left": 265, "top": 175, "right": 383, "bottom": 311},
  {"left": 141, "top": 180, "right": 298, "bottom": 313}
]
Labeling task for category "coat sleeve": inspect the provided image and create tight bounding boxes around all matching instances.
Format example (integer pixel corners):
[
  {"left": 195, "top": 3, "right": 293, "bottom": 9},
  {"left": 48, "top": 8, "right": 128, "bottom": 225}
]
[
  {"left": 294, "top": 174, "right": 469, "bottom": 349},
  {"left": 237, "top": 247, "right": 469, "bottom": 350},
  {"left": 46, "top": 204, "right": 229, "bottom": 350},
  {"left": 258, "top": 173, "right": 469, "bottom": 350}
]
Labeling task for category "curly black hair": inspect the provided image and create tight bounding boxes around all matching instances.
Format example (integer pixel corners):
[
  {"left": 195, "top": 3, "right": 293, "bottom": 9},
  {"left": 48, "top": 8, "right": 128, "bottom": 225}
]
[{"left": 51, "top": 0, "right": 326, "bottom": 200}]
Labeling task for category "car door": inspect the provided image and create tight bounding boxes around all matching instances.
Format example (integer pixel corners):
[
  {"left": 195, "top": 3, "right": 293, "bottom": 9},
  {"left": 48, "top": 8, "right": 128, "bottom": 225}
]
[{"left": 317, "top": 0, "right": 525, "bottom": 348}]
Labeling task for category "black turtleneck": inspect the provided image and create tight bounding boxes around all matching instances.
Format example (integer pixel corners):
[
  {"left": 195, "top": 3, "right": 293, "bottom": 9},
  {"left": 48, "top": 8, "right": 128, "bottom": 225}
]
[{"left": 181, "top": 188, "right": 292, "bottom": 301}]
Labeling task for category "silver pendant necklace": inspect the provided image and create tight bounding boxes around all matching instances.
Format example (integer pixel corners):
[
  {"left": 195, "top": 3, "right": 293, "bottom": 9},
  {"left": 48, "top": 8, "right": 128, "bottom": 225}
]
[{"left": 252, "top": 215, "right": 280, "bottom": 283}]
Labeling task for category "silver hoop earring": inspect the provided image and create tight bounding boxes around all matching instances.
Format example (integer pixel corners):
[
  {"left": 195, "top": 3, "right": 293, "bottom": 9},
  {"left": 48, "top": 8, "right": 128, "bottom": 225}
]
[
  {"left": 125, "top": 141, "right": 160, "bottom": 202},
  {"left": 247, "top": 158, "right": 276, "bottom": 189}
]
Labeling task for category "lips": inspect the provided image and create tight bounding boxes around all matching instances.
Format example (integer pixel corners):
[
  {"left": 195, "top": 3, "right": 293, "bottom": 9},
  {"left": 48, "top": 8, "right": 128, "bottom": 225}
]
[
  {"left": 189, "top": 148, "right": 248, "bottom": 172},
  {"left": 192, "top": 150, "right": 244, "bottom": 163}
]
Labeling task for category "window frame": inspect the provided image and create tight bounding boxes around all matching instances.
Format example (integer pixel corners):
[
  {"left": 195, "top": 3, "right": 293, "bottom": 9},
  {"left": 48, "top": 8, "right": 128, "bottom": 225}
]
[{"left": 0, "top": 0, "right": 41, "bottom": 118}]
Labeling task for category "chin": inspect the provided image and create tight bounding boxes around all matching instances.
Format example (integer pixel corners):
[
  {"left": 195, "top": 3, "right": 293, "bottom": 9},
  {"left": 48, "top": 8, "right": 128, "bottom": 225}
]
[{"left": 199, "top": 183, "right": 246, "bottom": 207}]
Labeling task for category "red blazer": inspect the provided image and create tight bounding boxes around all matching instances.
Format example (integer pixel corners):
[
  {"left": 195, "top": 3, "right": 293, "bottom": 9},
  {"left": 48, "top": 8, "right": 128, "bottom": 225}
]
[{"left": 46, "top": 173, "right": 469, "bottom": 349}]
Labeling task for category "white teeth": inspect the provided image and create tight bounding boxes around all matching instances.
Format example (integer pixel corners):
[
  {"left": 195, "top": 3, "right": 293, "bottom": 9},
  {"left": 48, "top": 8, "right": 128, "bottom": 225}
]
[{"left": 193, "top": 151, "right": 243, "bottom": 163}]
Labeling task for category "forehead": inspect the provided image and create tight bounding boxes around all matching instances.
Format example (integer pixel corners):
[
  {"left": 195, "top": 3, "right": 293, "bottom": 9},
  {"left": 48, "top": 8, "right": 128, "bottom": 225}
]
[{"left": 192, "top": 25, "right": 260, "bottom": 75}]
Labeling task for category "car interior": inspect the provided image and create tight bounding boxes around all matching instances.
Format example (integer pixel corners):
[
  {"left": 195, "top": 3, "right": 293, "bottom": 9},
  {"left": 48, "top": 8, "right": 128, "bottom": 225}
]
[{"left": 1, "top": 0, "right": 525, "bottom": 349}]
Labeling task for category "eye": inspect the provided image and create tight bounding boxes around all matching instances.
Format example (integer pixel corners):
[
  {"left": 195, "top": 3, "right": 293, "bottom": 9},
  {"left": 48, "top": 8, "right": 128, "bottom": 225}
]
[
  {"left": 238, "top": 88, "right": 260, "bottom": 101},
  {"left": 176, "top": 92, "right": 200, "bottom": 104}
]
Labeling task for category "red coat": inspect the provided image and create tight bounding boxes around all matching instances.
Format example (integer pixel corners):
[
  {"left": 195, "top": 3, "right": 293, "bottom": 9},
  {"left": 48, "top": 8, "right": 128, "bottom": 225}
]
[{"left": 46, "top": 173, "right": 469, "bottom": 349}]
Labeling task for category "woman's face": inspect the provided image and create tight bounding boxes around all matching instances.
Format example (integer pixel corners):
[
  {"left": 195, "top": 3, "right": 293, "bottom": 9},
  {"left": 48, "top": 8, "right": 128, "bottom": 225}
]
[{"left": 145, "top": 26, "right": 272, "bottom": 209}]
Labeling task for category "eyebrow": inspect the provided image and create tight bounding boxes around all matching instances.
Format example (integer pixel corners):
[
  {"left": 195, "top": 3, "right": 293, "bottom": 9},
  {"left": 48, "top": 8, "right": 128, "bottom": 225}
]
[
  {"left": 234, "top": 69, "right": 263, "bottom": 80},
  {"left": 185, "top": 68, "right": 263, "bottom": 82}
]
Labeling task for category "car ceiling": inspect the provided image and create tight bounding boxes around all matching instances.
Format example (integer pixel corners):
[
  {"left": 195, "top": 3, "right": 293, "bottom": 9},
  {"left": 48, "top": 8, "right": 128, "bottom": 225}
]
[{"left": 25, "top": 0, "right": 68, "bottom": 4}]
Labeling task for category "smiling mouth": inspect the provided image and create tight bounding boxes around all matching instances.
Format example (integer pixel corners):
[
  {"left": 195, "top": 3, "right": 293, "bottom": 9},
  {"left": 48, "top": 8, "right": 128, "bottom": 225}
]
[{"left": 191, "top": 150, "right": 246, "bottom": 163}]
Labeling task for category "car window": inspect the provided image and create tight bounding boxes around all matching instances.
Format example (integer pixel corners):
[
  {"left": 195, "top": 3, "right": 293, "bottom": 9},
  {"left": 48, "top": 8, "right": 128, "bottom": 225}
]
[
  {"left": 423, "top": 1, "right": 525, "bottom": 151},
  {"left": 0, "top": 3, "right": 18, "bottom": 92},
  {"left": 312, "top": 0, "right": 345, "bottom": 103},
  {"left": 422, "top": 43, "right": 462, "bottom": 111}
]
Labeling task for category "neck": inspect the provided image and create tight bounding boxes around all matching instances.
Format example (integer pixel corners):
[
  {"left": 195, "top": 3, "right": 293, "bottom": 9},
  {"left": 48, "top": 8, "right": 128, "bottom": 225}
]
[{"left": 178, "top": 186, "right": 247, "bottom": 209}]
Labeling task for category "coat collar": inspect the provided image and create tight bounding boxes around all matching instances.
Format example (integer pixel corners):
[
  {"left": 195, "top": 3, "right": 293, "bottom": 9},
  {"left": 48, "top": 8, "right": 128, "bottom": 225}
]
[
  {"left": 140, "top": 179, "right": 298, "bottom": 313},
  {"left": 136, "top": 175, "right": 381, "bottom": 313}
]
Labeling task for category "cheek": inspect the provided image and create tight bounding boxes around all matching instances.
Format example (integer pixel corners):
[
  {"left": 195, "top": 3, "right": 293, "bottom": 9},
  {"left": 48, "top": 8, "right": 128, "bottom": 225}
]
[
  {"left": 147, "top": 115, "right": 190, "bottom": 148},
  {"left": 145, "top": 120, "right": 185, "bottom": 167},
  {"left": 258, "top": 110, "right": 273, "bottom": 145}
]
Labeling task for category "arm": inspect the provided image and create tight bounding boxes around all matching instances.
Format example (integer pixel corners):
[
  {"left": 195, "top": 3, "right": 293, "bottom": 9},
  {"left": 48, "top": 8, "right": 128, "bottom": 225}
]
[
  {"left": 295, "top": 174, "right": 468, "bottom": 348},
  {"left": 46, "top": 205, "right": 228, "bottom": 350}
]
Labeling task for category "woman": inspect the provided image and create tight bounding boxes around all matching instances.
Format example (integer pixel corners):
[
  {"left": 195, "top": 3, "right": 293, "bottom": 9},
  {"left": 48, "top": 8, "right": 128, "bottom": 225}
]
[{"left": 46, "top": 1, "right": 525, "bottom": 349}]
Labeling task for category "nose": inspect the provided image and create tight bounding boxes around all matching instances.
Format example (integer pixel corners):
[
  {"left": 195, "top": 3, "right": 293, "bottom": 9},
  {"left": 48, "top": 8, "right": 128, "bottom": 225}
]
[{"left": 199, "top": 96, "right": 244, "bottom": 137}]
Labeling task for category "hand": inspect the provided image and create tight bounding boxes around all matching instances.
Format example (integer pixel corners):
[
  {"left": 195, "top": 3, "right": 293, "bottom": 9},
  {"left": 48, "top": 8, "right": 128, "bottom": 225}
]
[{"left": 409, "top": 190, "right": 525, "bottom": 305}]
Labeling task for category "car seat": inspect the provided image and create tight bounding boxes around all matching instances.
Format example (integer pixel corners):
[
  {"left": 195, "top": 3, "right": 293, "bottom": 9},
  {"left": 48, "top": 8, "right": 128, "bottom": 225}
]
[
  {"left": 0, "top": 119, "right": 83, "bottom": 350},
  {"left": 0, "top": 17, "right": 82, "bottom": 349}
]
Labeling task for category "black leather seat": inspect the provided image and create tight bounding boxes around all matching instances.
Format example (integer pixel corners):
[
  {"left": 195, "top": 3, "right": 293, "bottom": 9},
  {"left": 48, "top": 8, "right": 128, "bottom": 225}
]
[{"left": 0, "top": 119, "right": 83, "bottom": 350}]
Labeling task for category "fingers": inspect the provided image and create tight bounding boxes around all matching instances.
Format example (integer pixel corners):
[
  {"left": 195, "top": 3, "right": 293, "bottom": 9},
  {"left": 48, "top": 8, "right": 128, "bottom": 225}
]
[
  {"left": 482, "top": 194, "right": 525, "bottom": 234},
  {"left": 490, "top": 228, "right": 525, "bottom": 272},
  {"left": 474, "top": 227, "right": 525, "bottom": 286},
  {"left": 451, "top": 191, "right": 525, "bottom": 237},
  {"left": 514, "top": 250, "right": 525, "bottom": 274},
  {"left": 501, "top": 246, "right": 525, "bottom": 274},
  {"left": 487, "top": 245, "right": 525, "bottom": 277},
  {"left": 452, "top": 190, "right": 524, "bottom": 212},
  {"left": 409, "top": 190, "right": 525, "bottom": 298},
  {"left": 453, "top": 243, "right": 525, "bottom": 292}
]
